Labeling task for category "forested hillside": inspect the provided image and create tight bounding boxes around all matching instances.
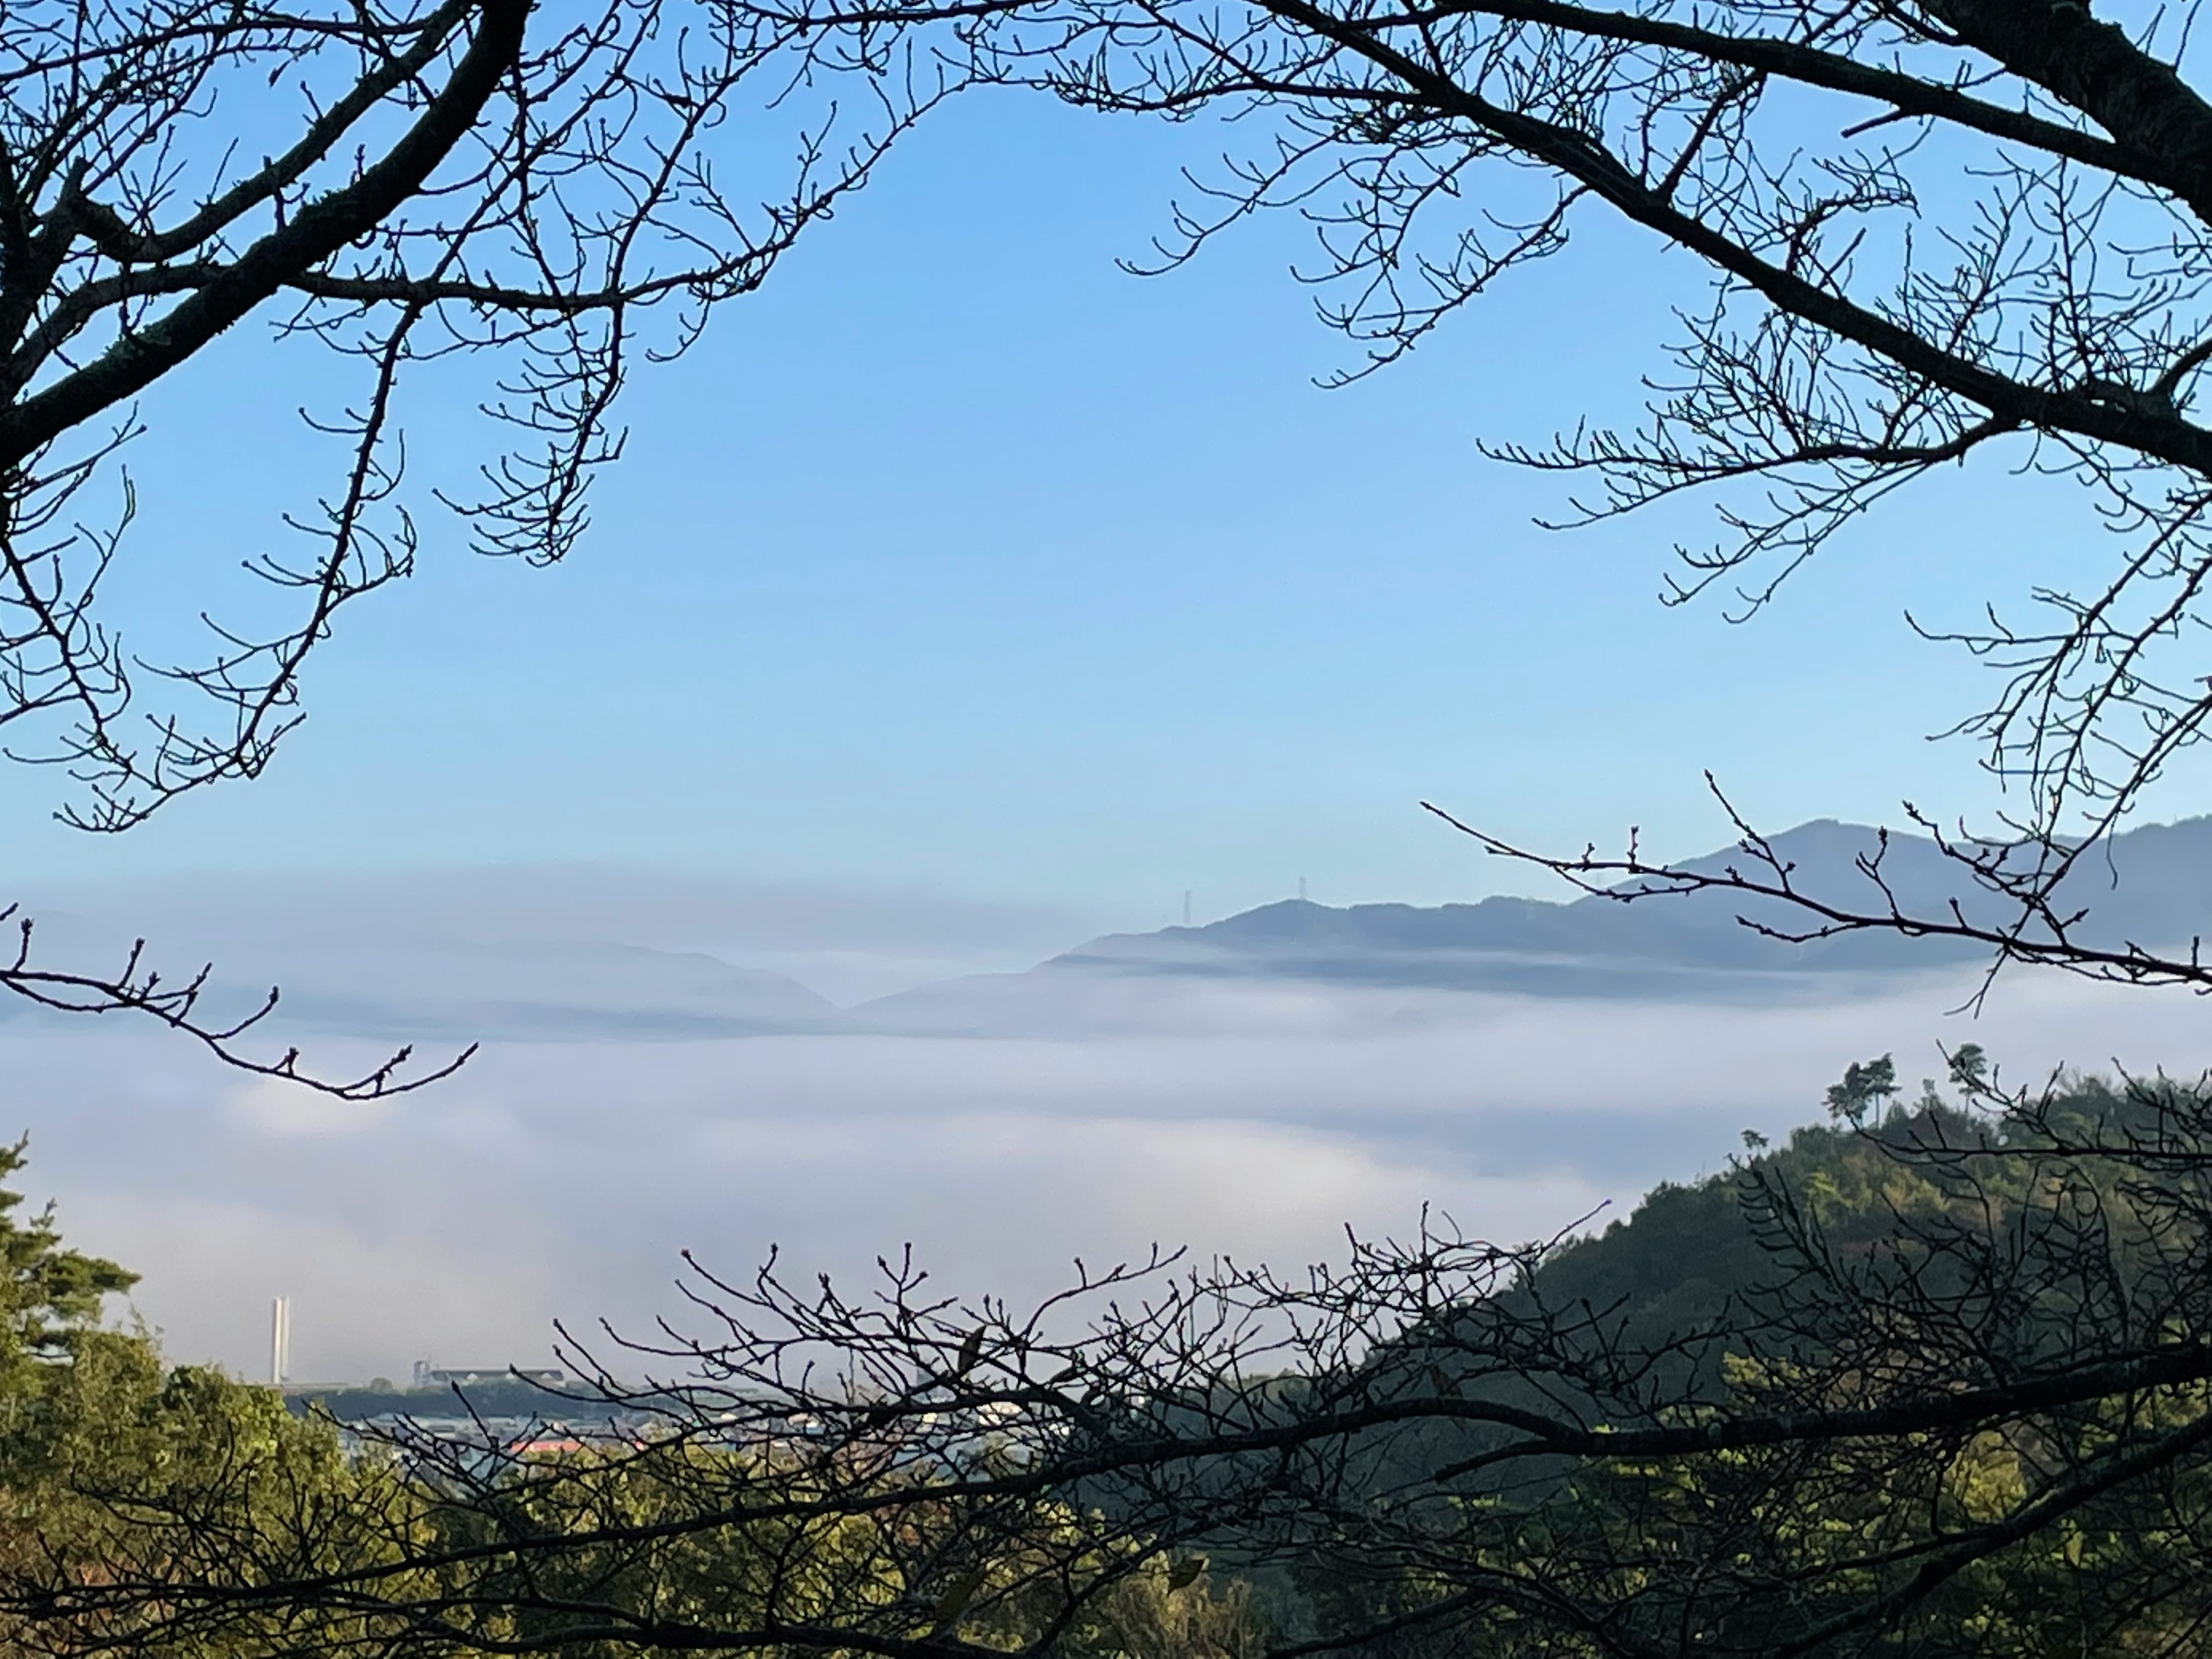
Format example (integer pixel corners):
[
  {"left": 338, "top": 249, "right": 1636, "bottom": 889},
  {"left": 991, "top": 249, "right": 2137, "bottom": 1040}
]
[{"left": 11, "top": 1052, "right": 2212, "bottom": 1657}]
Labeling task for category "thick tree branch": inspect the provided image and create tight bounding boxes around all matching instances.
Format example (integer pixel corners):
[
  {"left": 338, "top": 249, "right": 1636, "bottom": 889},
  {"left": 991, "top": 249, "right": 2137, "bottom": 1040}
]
[
  {"left": 1257, "top": 0, "right": 2212, "bottom": 476},
  {"left": 0, "top": 0, "right": 525, "bottom": 467}
]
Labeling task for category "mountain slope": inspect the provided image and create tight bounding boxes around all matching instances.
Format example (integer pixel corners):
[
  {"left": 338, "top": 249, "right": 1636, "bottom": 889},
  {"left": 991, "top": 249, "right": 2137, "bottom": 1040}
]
[{"left": 872, "top": 816, "right": 2212, "bottom": 1013}]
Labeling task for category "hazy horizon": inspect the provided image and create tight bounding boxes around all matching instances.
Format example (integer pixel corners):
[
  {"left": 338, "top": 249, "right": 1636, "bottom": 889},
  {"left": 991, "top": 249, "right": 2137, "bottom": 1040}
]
[{"left": 13, "top": 846, "right": 2211, "bottom": 1383}]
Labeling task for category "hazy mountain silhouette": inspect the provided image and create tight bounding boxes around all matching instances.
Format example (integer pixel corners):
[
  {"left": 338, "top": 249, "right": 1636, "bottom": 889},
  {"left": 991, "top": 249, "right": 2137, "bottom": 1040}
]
[
  {"left": 0, "top": 928, "right": 841, "bottom": 1041},
  {"left": 254, "top": 941, "right": 843, "bottom": 1039},
  {"left": 866, "top": 816, "right": 2212, "bottom": 1016},
  {"left": 15, "top": 819, "right": 2206, "bottom": 1042}
]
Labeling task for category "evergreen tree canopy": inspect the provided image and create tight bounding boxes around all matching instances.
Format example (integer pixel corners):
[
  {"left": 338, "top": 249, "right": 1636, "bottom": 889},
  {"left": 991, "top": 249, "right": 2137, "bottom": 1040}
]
[{"left": 0, "top": 1138, "right": 134, "bottom": 1372}]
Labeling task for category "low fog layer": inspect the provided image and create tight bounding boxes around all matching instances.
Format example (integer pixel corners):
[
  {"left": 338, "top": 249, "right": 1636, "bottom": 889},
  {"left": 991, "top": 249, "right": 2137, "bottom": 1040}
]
[
  {"left": 11, "top": 837, "right": 2212, "bottom": 1382},
  {"left": 13, "top": 974, "right": 2209, "bottom": 1382}
]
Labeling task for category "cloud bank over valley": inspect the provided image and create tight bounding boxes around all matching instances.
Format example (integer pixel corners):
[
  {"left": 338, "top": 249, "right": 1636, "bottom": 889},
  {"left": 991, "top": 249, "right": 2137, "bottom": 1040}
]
[{"left": 12, "top": 820, "right": 2212, "bottom": 1383}]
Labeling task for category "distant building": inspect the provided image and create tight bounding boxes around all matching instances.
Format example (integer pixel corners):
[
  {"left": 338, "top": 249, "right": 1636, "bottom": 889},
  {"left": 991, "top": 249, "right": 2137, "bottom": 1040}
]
[{"left": 412, "top": 1361, "right": 566, "bottom": 1388}]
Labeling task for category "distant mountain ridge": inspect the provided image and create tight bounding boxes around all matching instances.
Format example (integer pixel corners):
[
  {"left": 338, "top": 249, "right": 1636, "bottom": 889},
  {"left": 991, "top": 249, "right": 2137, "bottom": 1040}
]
[
  {"left": 14, "top": 817, "right": 2206, "bottom": 1041},
  {"left": 0, "top": 930, "right": 840, "bottom": 1042},
  {"left": 262, "top": 941, "right": 842, "bottom": 1039},
  {"left": 1014, "top": 815, "right": 2212, "bottom": 1002}
]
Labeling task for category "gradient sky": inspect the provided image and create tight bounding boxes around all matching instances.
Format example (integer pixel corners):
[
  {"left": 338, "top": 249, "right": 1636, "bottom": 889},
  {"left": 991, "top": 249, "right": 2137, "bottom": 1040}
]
[{"left": 0, "top": 88, "right": 2181, "bottom": 923}]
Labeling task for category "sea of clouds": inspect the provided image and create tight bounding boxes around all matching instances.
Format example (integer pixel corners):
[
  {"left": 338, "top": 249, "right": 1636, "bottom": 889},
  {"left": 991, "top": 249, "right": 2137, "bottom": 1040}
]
[{"left": 7, "top": 866, "right": 2211, "bottom": 1384}]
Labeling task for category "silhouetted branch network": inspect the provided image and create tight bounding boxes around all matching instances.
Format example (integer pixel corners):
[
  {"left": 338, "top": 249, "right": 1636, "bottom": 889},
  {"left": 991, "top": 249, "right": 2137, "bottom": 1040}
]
[
  {"left": 0, "top": 0, "right": 951, "bottom": 832},
  {"left": 0, "top": 0, "right": 955, "bottom": 1082},
  {"left": 20, "top": 1065, "right": 2212, "bottom": 1655},
  {"left": 0, "top": 901, "right": 469, "bottom": 1096},
  {"left": 1426, "top": 775, "right": 2212, "bottom": 1005}
]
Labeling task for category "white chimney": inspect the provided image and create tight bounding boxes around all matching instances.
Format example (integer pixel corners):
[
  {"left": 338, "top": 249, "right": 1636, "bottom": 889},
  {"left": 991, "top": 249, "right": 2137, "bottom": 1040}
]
[{"left": 270, "top": 1296, "right": 290, "bottom": 1386}]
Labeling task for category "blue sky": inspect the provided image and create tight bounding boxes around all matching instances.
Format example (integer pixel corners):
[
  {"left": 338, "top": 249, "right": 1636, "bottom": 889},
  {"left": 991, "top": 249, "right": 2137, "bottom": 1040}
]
[{"left": 0, "top": 88, "right": 2172, "bottom": 925}]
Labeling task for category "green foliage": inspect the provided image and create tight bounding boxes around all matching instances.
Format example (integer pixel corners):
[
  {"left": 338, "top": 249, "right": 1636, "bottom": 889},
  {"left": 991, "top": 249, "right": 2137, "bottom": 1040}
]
[
  {"left": 1821, "top": 1053, "right": 1896, "bottom": 1123},
  {"left": 0, "top": 1136, "right": 135, "bottom": 1372},
  {"left": 12, "top": 1064, "right": 2212, "bottom": 1659},
  {"left": 0, "top": 1141, "right": 1266, "bottom": 1659},
  {"left": 1948, "top": 1043, "right": 1989, "bottom": 1091},
  {"left": 1302, "top": 1057, "right": 2212, "bottom": 1655},
  {"left": 0, "top": 1142, "right": 368, "bottom": 1658}
]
